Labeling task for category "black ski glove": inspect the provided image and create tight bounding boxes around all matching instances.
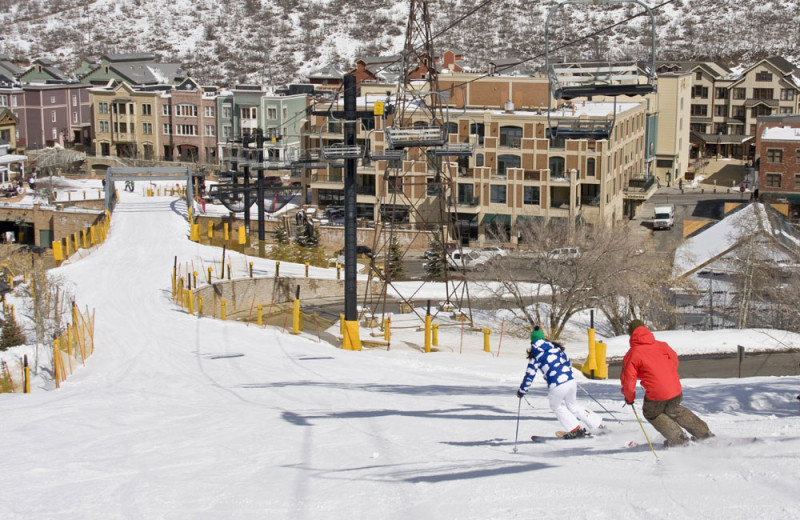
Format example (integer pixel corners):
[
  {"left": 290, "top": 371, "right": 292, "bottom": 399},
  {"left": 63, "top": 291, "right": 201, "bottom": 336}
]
[
  {"left": 624, "top": 399, "right": 634, "bottom": 406},
  {"left": 516, "top": 389, "right": 525, "bottom": 399}
]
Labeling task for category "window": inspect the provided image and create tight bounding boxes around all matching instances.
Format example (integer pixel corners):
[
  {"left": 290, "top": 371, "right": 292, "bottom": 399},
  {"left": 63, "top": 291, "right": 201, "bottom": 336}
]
[
  {"left": 766, "top": 173, "right": 781, "bottom": 188},
  {"left": 267, "top": 107, "right": 277, "bottom": 119},
  {"left": 51, "top": 111, "right": 57, "bottom": 122},
  {"left": 586, "top": 158, "right": 596, "bottom": 176},
  {"left": 98, "top": 102, "right": 108, "bottom": 114},
  {"left": 0, "top": 94, "right": 7, "bottom": 106},
  {"left": 732, "top": 106, "right": 746, "bottom": 118},
  {"left": 490, "top": 184, "right": 507, "bottom": 204},
  {"left": 205, "top": 125, "right": 215, "bottom": 136},
  {"left": 766, "top": 149, "right": 783, "bottom": 163},
  {"left": 714, "top": 105, "right": 727, "bottom": 117},
  {"left": 143, "top": 122, "right": 152, "bottom": 134},
  {"left": 223, "top": 125, "right": 232, "bottom": 138},
  {"left": 142, "top": 104, "right": 152, "bottom": 116},
  {"left": 175, "top": 124, "right": 198, "bottom": 136},
  {"left": 241, "top": 107, "right": 256, "bottom": 119},
  {"left": 523, "top": 186, "right": 540, "bottom": 205},
  {"left": 690, "top": 104, "right": 708, "bottom": 116},
  {"left": 497, "top": 154, "right": 520, "bottom": 175},
  {"left": 204, "top": 106, "right": 214, "bottom": 117},
  {"left": 755, "top": 71, "right": 773, "bottom": 82},
  {"left": 470, "top": 123, "right": 485, "bottom": 145},
  {"left": 72, "top": 112, "right": 78, "bottom": 123},
  {"left": 695, "top": 71, "right": 702, "bottom": 81},
  {"left": 794, "top": 174, "right": 800, "bottom": 188},
  {"left": 72, "top": 95, "right": 77, "bottom": 107},
  {"left": 549, "top": 157, "right": 565, "bottom": 177},
  {"left": 797, "top": 149, "right": 800, "bottom": 164},
  {"left": 733, "top": 88, "right": 746, "bottom": 99},
  {"left": 113, "top": 122, "right": 127, "bottom": 133},
  {"left": 50, "top": 96, "right": 55, "bottom": 104},
  {"left": 11, "top": 95, "right": 16, "bottom": 107},
  {"left": 475, "top": 153, "right": 484, "bottom": 167},
  {"left": 283, "top": 106, "right": 288, "bottom": 119},
  {"left": 98, "top": 121, "right": 109, "bottom": 132},
  {"left": 780, "top": 89, "right": 795, "bottom": 101},
  {"left": 499, "top": 126, "right": 522, "bottom": 147},
  {"left": 426, "top": 178, "right": 441, "bottom": 196},
  {"left": 780, "top": 107, "right": 794, "bottom": 115},
  {"left": 458, "top": 184, "right": 474, "bottom": 204},
  {"left": 52, "top": 128, "right": 58, "bottom": 139},
  {"left": 691, "top": 86, "right": 708, "bottom": 99},
  {"left": 162, "top": 104, "right": 170, "bottom": 116},
  {"left": 715, "top": 88, "right": 729, "bottom": 99},
  {"left": 163, "top": 124, "right": 172, "bottom": 135},
  {"left": 175, "top": 104, "right": 198, "bottom": 117},
  {"left": 222, "top": 105, "right": 232, "bottom": 119},
  {"left": 752, "top": 88, "right": 773, "bottom": 100},
  {"left": 751, "top": 105, "right": 771, "bottom": 118}
]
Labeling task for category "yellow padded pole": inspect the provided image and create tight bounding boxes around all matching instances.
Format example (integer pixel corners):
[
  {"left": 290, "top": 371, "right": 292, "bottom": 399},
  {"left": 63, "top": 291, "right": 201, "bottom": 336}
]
[
  {"left": 292, "top": 299, "right": 301, "bottom": 334},
  {"left": 483, "top": 329, "right": 491, "bottom": 352},
  {"left": 343, "top": 320, "right": 362, "bottom": 351},
  {"left": 432, "top": 323, "right": 439, "bottom": 347},
  {"left": 582, "top": 328, "right": 598, "bottom": 378},
  {"left": 424, "top": 315, "right": 432, "bottom": 353},
  {"left": 595, "top": 341, "right": 608, "bottom": 379}
]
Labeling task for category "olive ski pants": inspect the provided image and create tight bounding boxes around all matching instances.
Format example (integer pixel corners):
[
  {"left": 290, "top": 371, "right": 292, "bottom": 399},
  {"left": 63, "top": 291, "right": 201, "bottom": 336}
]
[{"left": 642, "top": 393, "right": 710, "bottom": 443}]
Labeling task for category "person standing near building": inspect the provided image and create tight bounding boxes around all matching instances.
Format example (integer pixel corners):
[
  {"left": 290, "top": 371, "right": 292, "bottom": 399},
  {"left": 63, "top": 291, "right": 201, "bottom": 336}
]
[
  {"left": 621, "top": 319, "right": 713, "bottom": 446},
  {"left": 516, "top": 326, "right": 604, "bottom": 439}
]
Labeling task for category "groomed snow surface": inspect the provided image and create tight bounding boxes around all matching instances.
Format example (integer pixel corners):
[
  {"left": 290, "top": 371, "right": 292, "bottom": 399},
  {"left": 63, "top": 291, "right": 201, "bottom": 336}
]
[{"left": 1, "top": 186, "right": 799, "bottom": 519}]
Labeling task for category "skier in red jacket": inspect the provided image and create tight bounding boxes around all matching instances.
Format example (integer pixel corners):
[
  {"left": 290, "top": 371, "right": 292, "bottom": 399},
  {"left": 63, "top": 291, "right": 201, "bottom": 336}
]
[{"left": 621, "top": 319, "right": 712, "bottom": 447}]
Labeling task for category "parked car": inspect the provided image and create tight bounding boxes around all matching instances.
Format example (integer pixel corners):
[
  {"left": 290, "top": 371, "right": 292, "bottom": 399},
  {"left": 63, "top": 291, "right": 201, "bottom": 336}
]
[
  {"left": 336, "top": 245, "right": 374, "bottom": 258},
  {"left": 480, "top": 245, "right": 509, "bottom": 258},
  {"left": 542, "top": 247, "right": 581, "bottom": 263}
]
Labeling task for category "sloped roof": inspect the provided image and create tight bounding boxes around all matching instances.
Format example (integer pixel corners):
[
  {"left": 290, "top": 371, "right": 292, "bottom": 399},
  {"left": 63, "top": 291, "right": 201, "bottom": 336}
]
[
  {"left": 111, "top": 62, "right": 185, "bottom": 85},
  {"left": 674, "top": 203, "right": 799, "bottom": 278},
  {"left": 308, "top": 64, "right": 344, "bottom": 80},
  {"left": 765, "top": 56, "right": 798, "bottom": 75}
]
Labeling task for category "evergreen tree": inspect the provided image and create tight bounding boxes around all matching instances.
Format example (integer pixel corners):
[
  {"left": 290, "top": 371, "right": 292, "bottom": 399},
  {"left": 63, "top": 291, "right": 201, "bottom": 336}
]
[
  {"left": 386, "top": 238, "right": 406, "bottom": 281},
  {"left": 424, "top": 235, "right": 446, "bottom": 280},
  {"left": 275, "top": 223, "right": 290, "bottom": 245},
  {"left": 0, "top": 315, "right": 26, "bottom": 351}
]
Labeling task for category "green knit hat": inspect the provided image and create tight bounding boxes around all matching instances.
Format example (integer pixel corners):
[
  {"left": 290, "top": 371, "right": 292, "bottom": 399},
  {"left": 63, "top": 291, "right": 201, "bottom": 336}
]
[
  {"left": 628, "top": 319, "right": 646, "bottom": 335},
  {"left": 530, "top": 326, "right": 545, "bottom": 342}
]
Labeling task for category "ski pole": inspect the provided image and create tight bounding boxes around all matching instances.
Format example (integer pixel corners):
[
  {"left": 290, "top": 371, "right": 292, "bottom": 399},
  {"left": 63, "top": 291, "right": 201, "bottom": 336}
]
[
  {"left": 513, "top": 398, "right": 522, "bottom": 453},
  {"left": 579, "top": 383, "right": 623, "bottom": 424},
  {"left": 631, "top": 404, "right": 659, "bottom": 462}
]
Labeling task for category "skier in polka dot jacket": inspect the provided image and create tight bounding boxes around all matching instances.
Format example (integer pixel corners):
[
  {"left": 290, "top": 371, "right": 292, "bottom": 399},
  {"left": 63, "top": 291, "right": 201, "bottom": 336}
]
[{"left": 517, "top": 326, "right": 603, "bottom": 437}]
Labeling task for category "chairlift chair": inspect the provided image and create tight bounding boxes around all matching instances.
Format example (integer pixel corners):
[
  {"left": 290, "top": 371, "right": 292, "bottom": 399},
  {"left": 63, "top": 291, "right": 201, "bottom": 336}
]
[{"left": 544, "top": 0, "right": 656, "bottom": 141}]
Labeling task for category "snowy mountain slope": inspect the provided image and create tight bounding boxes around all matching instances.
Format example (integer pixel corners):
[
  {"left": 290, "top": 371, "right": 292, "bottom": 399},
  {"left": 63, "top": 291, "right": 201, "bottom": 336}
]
[
  {"left": 0, "top": 0, "right": 797, "bottom": 87},
  {"left": 0, "top": 186, "right": 799, "bottom": 519}
]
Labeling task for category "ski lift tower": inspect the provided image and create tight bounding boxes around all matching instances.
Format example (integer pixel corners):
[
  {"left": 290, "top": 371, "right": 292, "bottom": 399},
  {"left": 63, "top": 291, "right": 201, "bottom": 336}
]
[{"left": 372, "top": 0, "right": 475, "bottom": 324}]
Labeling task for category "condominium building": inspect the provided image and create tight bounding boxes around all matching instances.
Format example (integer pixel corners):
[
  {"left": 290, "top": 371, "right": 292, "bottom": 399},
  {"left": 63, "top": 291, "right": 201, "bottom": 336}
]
[
  {"left": 659, "top": 57, "right": 800, "bottom": 160},
  {"left": 754, "top": 115, "right": 800, "bottom": 209},
  {"left": 307, "top": 73, "right": 648, "bottom": 245}
]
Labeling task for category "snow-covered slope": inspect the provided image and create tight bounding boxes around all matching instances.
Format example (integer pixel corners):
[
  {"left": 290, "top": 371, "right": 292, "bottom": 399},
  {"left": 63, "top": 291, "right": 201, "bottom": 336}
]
[{"left": 0, "top": 186, "right": 799, "bottom": 519}]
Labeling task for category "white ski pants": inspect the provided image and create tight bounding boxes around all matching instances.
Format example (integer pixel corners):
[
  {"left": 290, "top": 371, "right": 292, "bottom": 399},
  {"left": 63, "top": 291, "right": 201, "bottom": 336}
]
[{"left": 548, "top": 379, "right": 603, "bottom": 432}]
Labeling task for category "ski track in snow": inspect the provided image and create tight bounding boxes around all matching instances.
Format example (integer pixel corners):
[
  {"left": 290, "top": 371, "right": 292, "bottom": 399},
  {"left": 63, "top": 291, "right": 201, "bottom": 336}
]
[{"left": 0, "top": 189, "right": 799, "bottom": 519}]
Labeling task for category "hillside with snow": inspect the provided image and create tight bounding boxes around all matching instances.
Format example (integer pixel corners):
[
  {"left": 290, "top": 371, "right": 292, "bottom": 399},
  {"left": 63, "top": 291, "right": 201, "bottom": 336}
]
[
  {"left": 0, "top": 0, "right": 798, "bottom": 87},
  {"left": 0, "top": 180, "right": 799, "bottom": 519}
]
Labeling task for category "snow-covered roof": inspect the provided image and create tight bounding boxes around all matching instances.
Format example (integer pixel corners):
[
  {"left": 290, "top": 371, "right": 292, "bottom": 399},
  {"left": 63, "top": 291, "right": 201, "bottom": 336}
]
[
  {"left": 673, "top": 203, "right": 793, "bottom": 278},
  {"left": 762, "top": 126, "right": 800, "bottom": 141}
]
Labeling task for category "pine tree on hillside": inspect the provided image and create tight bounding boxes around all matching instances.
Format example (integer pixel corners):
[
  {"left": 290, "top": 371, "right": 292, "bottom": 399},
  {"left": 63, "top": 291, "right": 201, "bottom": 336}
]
[{"left": 0, "top": 315, "right": 26, "bottom": 351}]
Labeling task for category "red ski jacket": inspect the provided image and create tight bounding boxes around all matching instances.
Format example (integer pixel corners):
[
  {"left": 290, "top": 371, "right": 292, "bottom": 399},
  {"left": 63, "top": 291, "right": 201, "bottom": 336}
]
[{"left": 621, "top": 326, "right": 682, "bottom": 403}]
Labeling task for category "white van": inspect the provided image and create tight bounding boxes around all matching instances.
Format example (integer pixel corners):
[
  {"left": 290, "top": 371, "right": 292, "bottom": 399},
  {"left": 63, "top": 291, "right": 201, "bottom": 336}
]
[{"left": 653, "top": 205, "right": 674, "bottom": 230}]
